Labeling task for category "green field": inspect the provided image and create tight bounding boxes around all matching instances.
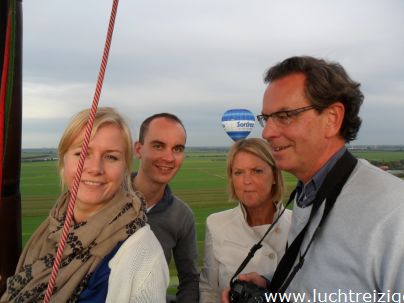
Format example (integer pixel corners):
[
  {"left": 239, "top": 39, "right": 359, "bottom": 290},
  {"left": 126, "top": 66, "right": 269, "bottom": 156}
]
[
  {"left": 351, "top": 150, "right": 404, "bottom": 162},
  {"left": 19, "top": 149, "right": 404, "bottom": 292}
]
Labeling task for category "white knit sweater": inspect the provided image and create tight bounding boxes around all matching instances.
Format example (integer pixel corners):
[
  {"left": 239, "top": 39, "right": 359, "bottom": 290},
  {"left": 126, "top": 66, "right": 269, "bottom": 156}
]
[{"left": 106, "top": 224, "right": 169, "bottom": 303}]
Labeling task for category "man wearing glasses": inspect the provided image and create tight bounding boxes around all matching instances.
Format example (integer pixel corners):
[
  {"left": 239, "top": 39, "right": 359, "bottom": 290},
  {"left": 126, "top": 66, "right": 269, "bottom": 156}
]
[{"left": 222, "top": 56, "right": 404, "bottom": 302}]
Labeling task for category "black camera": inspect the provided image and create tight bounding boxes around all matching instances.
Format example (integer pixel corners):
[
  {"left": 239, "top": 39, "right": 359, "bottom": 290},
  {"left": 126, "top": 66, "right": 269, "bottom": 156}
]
[
  {"left": 228, "top": 212, "right": 288, "bottom": 303},
  {"left": 229, "top": 279, "right": 268, "bottom": 303}
]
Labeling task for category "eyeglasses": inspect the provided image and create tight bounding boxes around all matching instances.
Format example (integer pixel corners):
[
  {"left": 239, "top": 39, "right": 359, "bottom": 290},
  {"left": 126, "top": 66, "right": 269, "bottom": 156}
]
[{"left": 256, "top": 105, "right": 316, "bottom": 127}]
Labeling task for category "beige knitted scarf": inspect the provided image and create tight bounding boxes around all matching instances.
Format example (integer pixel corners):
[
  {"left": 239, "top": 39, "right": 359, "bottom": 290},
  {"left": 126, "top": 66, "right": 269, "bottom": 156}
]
[{"left": 1, "top": 190, "right": 146, "bottom": 303}]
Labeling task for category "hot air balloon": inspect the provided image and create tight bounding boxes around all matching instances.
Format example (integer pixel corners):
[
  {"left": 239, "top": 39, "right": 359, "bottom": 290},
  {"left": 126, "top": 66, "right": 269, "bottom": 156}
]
[
  {"left": 221, "top": 108, "right": 255, "bottom": 141},
  {"left": 1, "top": 0, "right": 23, "bottom": 293}
]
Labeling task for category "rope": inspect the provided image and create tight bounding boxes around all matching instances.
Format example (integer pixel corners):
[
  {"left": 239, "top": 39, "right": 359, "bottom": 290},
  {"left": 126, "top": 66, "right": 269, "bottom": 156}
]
[{"left": 43, "top": 1, "right": 119, "bottom": 301}]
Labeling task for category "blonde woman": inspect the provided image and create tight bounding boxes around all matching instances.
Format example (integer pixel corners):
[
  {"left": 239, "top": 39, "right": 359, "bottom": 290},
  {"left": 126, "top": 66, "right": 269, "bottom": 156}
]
[
  {"left": 1, "top": 107, "right": 168, "bottom": 303},
  {"left": 199, "top": 138, "right": 291, "bottom": 303}
]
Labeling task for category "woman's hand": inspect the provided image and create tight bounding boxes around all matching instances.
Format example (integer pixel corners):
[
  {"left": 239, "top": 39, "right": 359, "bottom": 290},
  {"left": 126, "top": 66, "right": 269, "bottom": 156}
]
[
  {"left": 220, "top": 272, "right": 268, "bottom": 302},
  {"left": 238, "top": 272, "right": 267, "bottom": 288},
  {"left": 220, "top": 287, "right": 231, "bottom": 303}
]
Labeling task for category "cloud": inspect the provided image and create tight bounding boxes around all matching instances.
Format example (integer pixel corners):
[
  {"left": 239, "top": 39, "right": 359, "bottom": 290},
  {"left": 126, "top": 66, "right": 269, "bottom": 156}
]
[{"left": 21, "top": 0, "right": 404, "bottom": 147}]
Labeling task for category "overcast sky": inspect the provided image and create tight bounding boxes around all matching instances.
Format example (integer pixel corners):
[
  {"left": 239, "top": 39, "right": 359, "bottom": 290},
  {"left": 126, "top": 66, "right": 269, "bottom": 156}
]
[{"left": 22, "top": 0, "right": 404, "bottom": 148}]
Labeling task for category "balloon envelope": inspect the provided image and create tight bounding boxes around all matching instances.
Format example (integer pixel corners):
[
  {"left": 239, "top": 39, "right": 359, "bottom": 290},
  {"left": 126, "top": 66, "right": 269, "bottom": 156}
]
[{"left": 221, "top": 109, "right": 255, "bottom": 141}]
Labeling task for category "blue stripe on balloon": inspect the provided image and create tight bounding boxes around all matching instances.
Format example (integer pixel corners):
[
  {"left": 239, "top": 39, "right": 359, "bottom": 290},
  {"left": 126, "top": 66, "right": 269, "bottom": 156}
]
[
  {"left": 221, "top": 109, "right": 255, "bottom": 122},
  {"left": 226, "top": 131, "right": 251, "bottom": 141}
]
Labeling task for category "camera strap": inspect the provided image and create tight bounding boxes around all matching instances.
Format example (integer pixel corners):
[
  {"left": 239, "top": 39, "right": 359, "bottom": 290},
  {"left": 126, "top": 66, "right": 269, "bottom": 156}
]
[
  {"left": 230, "top": 189, "right": 296, "bottom": 286},
  {"left": 269, "top": 150, "right": 358, "bottom": 294}
]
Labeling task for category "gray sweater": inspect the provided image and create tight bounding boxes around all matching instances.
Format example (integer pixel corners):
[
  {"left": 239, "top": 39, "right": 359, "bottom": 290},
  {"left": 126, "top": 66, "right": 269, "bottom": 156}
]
[
  {"left": 286, "top": 159, "right": 404, "bottom": 302},
  {"left": 147, "top": 185, "right": 199, "bottom": 303}
]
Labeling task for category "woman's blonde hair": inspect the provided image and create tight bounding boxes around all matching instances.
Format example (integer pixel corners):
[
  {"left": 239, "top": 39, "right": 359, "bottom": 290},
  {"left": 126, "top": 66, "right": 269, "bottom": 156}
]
[
  {"left": 58, "top": 107, "right": 133, "bottom": 192},
  {"left": 226, "top": 138, "right": 284, "bottom": 204}
]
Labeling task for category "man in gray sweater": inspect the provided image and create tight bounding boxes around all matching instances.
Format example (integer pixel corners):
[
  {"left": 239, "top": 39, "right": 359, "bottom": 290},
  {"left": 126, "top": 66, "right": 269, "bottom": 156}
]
[
  {"left": 133, "top": 113, "right": 199, "bottom": 303},
  {"left": 221, "top": 56, "right": 404, "bottom": 302}
]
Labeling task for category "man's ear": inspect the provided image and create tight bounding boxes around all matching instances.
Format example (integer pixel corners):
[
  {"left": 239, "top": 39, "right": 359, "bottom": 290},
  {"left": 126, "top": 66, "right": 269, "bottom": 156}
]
[
  {"left": 325, "top": 102, "right": 345, "bottom": 138},
  {"left": 134, "top": 141, "right": 142, "bottom": 159}
]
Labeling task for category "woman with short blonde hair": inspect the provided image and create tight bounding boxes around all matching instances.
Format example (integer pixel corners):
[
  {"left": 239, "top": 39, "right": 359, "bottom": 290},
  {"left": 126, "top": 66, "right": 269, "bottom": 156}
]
[
  {"left": 200, "top": 138, "right": 291, "bottom": 302},
  {"left": 226, "top": 138, "right": 284, "bottom": 204}
]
